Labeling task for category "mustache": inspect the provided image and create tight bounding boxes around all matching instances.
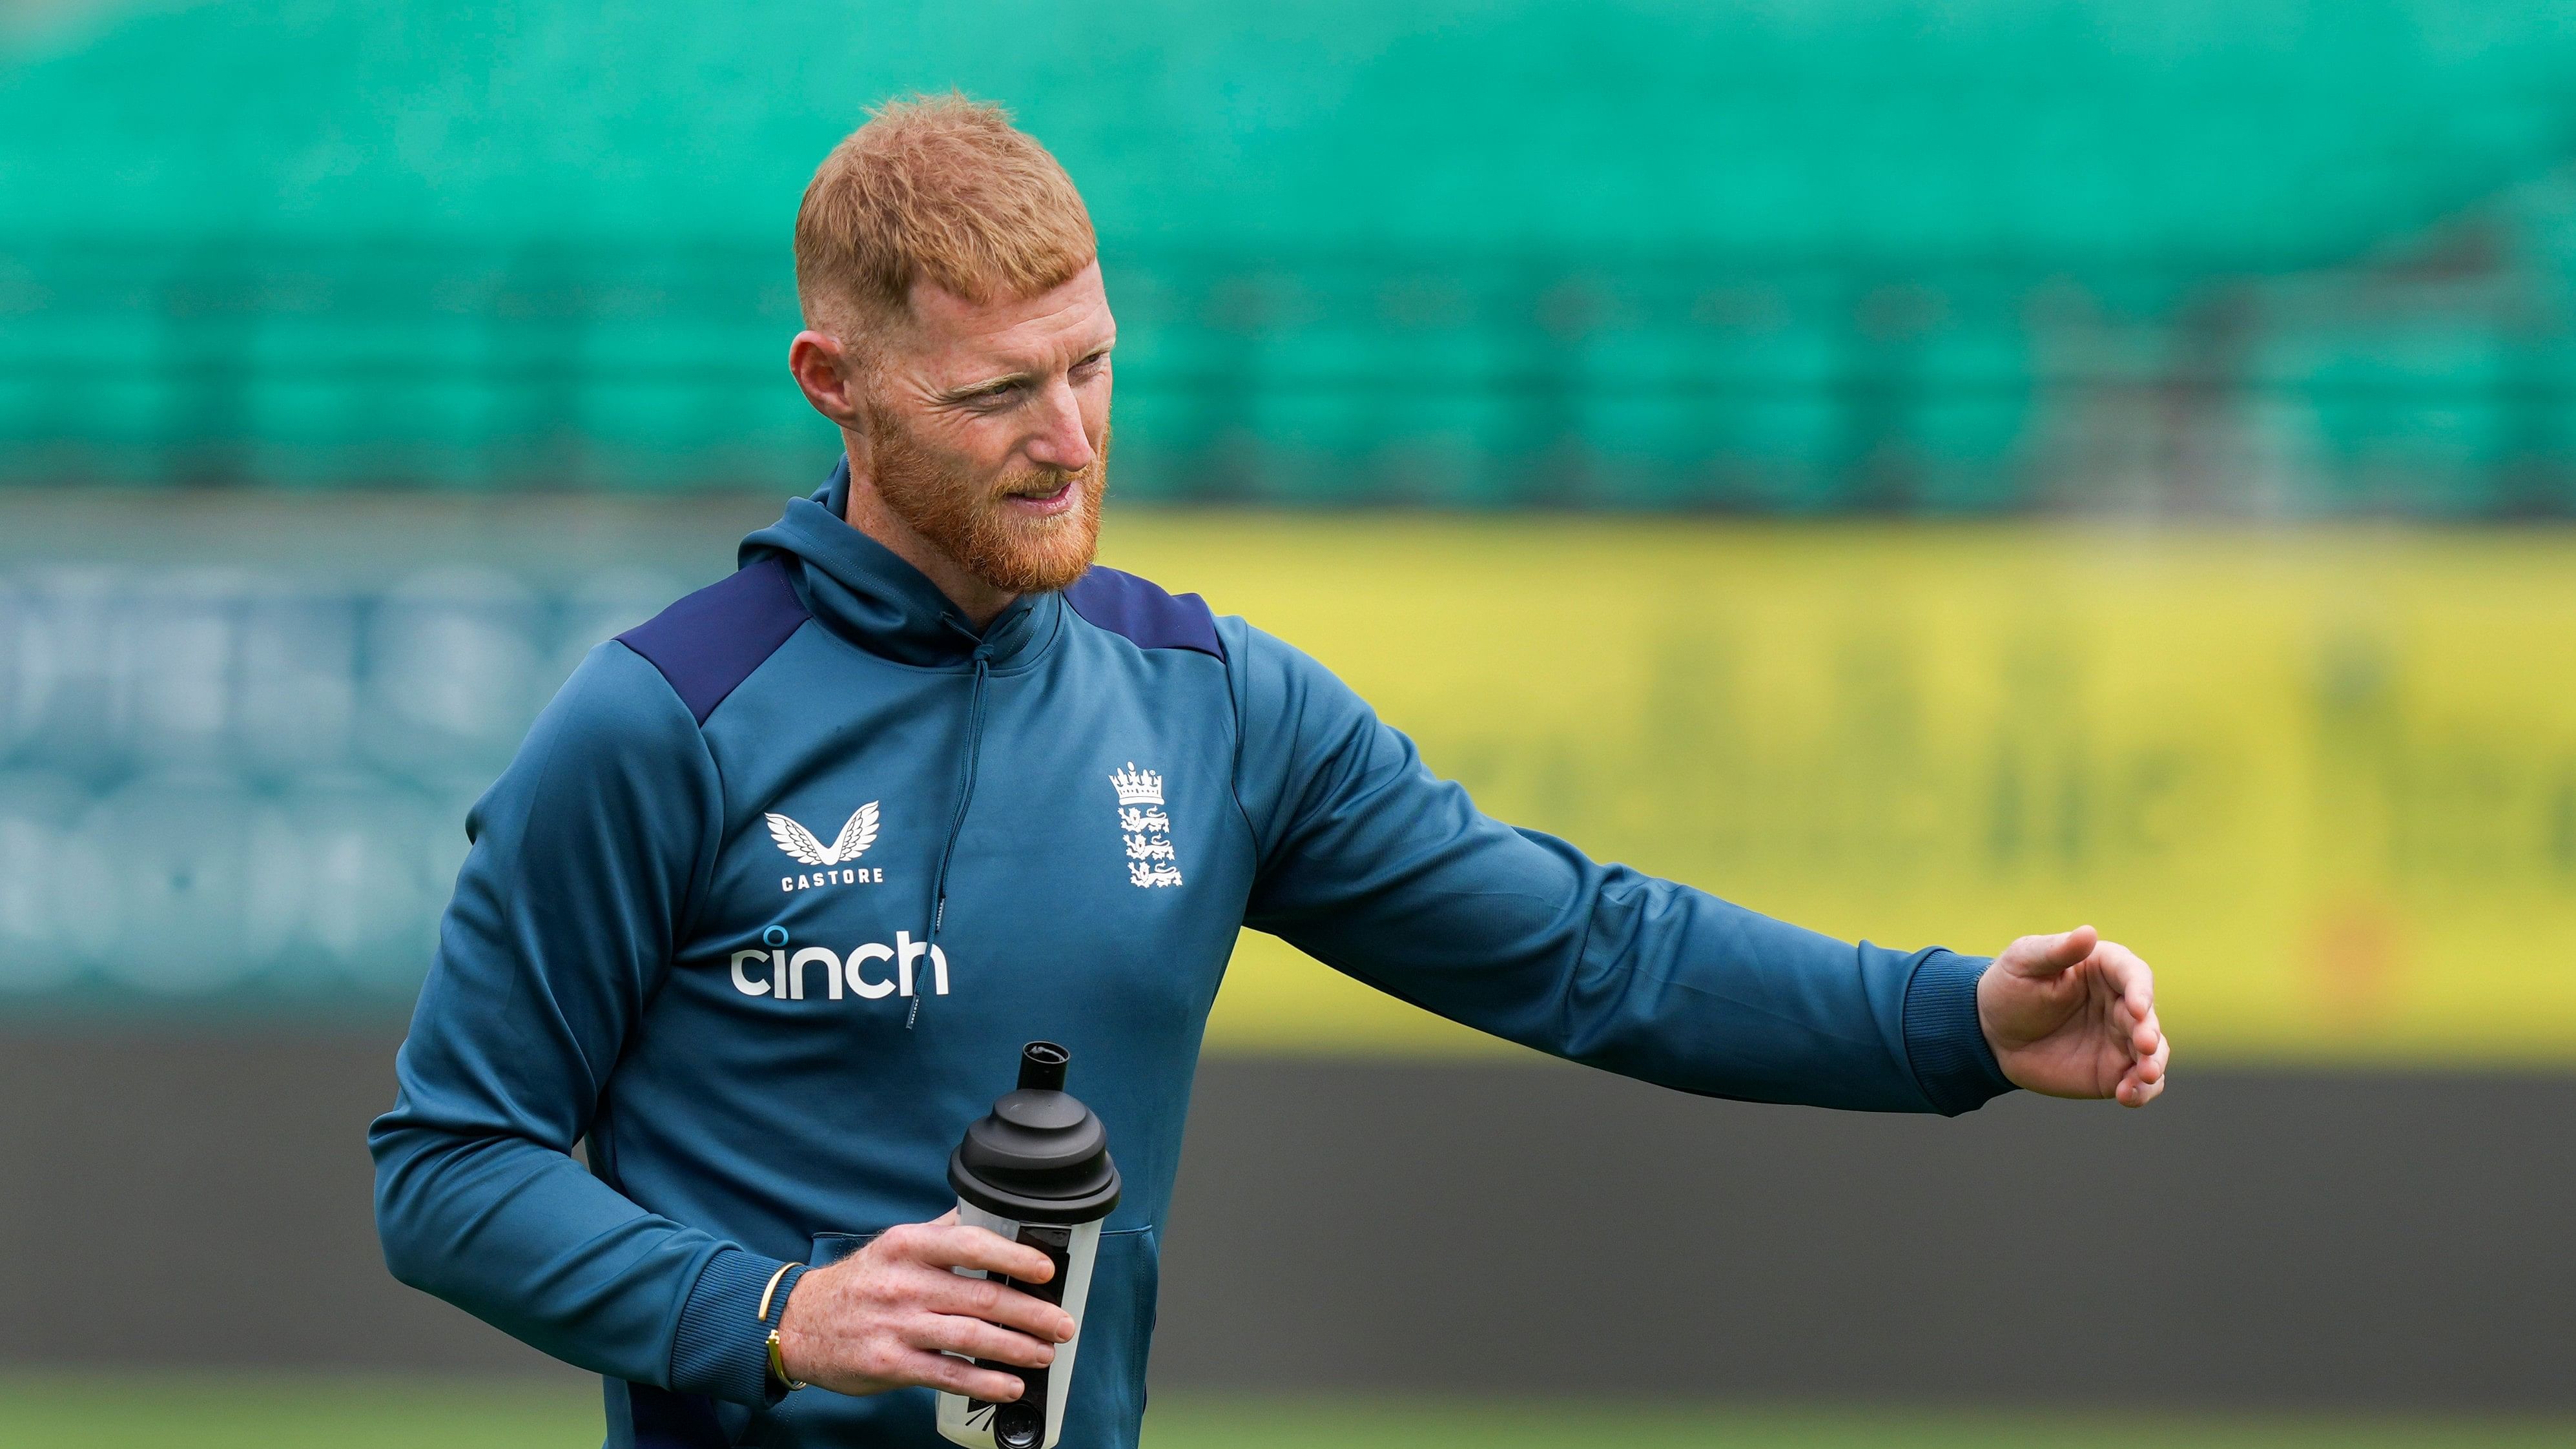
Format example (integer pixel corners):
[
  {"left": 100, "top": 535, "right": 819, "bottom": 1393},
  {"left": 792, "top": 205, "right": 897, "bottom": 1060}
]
[
  {"left": 985, "top": 423, "right": 1113, "bottom": 503},
  {"left": 989, "top": 462, "right": 1099, "bottom": 501}
]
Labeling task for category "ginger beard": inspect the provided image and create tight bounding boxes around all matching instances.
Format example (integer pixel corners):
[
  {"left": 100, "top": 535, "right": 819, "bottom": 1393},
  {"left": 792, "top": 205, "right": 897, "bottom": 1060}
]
[{"left": 864, "top": 404, "right": 1110, "bottom": 595}]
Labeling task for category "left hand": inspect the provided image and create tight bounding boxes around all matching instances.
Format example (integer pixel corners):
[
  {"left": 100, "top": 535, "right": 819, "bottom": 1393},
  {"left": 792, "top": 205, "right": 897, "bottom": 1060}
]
[{"left": 1977, "top": 925, "right": 2169, "bottom": 1107}]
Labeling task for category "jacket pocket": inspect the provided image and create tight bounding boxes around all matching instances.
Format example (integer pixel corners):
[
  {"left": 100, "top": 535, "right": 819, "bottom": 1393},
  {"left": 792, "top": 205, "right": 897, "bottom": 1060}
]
[
  {"left": 1060, "top": 1226, "right": 1159, "bottom": 1448},
  {"left": 809, "top": 1229, "right": 879, "bottom": 1267}
]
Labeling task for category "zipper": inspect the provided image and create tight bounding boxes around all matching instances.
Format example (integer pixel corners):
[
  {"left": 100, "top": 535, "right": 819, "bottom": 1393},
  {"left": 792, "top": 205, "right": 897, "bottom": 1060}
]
[{"left": 912, "top": 644, "right": 993, "bottom": 1029}]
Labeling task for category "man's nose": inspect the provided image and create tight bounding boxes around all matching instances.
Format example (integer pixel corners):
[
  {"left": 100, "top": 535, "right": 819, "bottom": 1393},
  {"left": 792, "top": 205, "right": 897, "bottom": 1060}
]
[{"left": 1024, "top": 377, "right": 1096, "bottom": 472}]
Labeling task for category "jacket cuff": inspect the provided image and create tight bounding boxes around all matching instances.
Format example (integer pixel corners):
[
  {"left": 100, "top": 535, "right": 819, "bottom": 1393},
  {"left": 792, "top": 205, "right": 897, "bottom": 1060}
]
[
  {"left": 1901, "top": 949, "right": 2015, "bottom": 1116},
  {"left": 671, "top": 1247, "right": 794, "bottom": 1408}
]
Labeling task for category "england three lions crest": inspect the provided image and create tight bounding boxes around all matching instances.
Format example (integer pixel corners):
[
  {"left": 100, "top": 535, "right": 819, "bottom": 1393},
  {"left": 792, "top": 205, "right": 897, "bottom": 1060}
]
[{"left": 1111, "top": 763, "right": 1182, "bottom": 888}]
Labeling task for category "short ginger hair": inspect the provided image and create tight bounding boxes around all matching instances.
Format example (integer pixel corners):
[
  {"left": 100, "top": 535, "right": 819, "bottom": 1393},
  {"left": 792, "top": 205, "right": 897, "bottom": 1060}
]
[{"left": 794, "top": 94, "right": 1097, "bottom": 342}]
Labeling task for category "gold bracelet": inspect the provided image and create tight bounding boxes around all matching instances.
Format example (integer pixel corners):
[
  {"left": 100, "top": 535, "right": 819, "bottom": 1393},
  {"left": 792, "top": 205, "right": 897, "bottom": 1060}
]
[
  {"left": 757, "top": 1262, "right": 798, "bottom": 1322},
  {"left": 767, "top": 1329, "right": 807, "bottom": 1392},
  {"left": 758, "top": 1262, "right": 807, "bottom": 1391}
]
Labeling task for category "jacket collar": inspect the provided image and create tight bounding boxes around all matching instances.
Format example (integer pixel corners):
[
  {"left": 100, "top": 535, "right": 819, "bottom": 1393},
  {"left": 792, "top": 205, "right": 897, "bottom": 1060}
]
[{"left": 737, "top": 457, "right": 1052, "bottom": 670}]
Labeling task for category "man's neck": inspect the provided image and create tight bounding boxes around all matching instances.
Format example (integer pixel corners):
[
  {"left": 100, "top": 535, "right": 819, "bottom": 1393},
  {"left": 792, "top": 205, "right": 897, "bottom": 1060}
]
[{"left": 840, "top": 475, "right": 1018, "bottom": 631}]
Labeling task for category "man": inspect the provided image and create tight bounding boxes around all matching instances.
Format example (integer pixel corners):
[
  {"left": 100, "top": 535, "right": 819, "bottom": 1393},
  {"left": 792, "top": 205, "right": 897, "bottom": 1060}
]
[{"left": 372, "top": 96, "right": 2168, "bottom": 1449}]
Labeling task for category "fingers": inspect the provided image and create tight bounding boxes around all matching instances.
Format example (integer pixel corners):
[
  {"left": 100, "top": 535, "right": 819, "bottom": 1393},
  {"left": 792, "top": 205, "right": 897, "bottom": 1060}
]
[
  {"left": 920, "top": 1269, "right": 1077, "bottom": 1343},
  {"left": 1997, "top": 925, "right": 2099, "bottom": 978},
  {"left": 2117, "top": 1027, "right": 2172, "bottom": 1107},
  {"left": 886, "top": 1222, "right": 1056, "bottom": 1285},
  {"left": 2093, "top": 942, "right": 2165, "bottom": 1080},
  {"left": 2132, "top": 1005, "right": 2163, "bottom": 1060},
  {"left": 908, "top": 1311, "right": 1059, "bottom": 1370},
  {"left": 933, "top": 1361, "right": 1032, "bottom": 1403},
  {"left": 2090, "top": 941, "right": 2156, "bottom": 1029},
  {"left": 782, "top": 1321, "right": 1033, "bottom": 1401},
  {"left": 2094, "top": 938, "right": 2167, "bottom": 1107},
  {"left": 876, "top": 1344, "right": 1033, "bottom": 1403}
]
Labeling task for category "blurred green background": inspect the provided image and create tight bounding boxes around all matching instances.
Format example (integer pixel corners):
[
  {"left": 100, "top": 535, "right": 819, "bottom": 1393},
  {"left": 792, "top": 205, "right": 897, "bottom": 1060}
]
[
  {"left": 5, "top": 1376, "right": 2573, "bottom": 1449},
  {"left": 5, "top": 1, "right": 2575, "bottom": 1445},
  {"left": 8, "top": 0, "right": 2576, "bottom": 507}
]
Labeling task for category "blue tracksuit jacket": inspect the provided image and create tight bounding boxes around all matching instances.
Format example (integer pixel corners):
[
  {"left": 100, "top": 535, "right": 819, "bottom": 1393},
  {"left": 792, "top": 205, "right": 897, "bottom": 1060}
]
[{"left": 369, "top": 461, "right": 2013, "bottom": 1448}]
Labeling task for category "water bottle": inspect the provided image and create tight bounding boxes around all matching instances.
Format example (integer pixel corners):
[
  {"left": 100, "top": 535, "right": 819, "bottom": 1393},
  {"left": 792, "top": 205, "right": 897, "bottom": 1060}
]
[{"left": 935, "top": 1042, "right": 1120, "bottom": 1449}]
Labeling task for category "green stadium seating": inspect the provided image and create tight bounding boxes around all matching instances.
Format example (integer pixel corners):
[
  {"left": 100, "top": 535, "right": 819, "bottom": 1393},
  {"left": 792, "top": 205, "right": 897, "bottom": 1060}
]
[{"left": 3, "top": 1, "right": 2575, "bottom": 509}]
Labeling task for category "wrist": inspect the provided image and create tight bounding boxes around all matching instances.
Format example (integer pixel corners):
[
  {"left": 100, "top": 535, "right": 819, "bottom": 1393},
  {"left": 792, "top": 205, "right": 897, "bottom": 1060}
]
[
  {"left": 760, "top": 1262, "right": 809, "bottom": 1392},
  {"left": 1899, "top": 948, "right": 2015, "bottom": 1116},
  {"left": 670, "top": 1248, "right": 799, "bottom": 1408}
]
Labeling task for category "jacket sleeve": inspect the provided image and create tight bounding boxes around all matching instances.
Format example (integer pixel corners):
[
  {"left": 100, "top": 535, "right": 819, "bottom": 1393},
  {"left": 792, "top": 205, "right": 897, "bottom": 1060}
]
[
  {"left": 1222, "top": 619, "right": 2014, "bottom": 1115},
  {"left": 369, "top": 642, "right": 791, "bottom": 1406}
]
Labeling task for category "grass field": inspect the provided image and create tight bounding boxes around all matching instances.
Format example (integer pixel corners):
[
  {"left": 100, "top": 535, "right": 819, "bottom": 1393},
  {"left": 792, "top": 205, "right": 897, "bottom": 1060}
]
[{"left": 1, "top": 1375, "right": 2570, "bottom": 1449}]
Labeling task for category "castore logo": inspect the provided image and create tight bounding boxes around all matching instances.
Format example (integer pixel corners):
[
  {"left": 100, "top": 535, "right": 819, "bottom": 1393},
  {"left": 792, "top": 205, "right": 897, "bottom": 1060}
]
[{"left": 766, "top": 802, "right": 885, "bottom": 892}]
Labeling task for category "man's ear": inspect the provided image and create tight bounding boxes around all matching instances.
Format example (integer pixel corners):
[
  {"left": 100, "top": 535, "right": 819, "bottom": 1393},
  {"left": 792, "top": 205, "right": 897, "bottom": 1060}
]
[{"left": 789, "top": 330, "right": 863, "bottom": 426}]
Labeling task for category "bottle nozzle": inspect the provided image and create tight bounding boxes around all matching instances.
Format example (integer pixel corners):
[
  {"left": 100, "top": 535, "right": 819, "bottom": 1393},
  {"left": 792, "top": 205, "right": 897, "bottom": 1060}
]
[{"left": 1018, "top": 1040, "right": 1070, "bottom": 1093}]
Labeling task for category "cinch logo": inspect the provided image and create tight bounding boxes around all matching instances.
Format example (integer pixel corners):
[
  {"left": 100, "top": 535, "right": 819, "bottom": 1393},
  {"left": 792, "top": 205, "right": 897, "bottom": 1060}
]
[
  {"left": 730, "top": 931, "right": 950, "bottom": 1002},
  {"left": 766, "top": 802, "right": 886, "bottom": 892}
]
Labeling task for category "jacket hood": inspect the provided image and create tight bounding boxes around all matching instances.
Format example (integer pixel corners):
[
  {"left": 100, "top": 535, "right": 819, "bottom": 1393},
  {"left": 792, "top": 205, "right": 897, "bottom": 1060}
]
[{"left": 737, "top": 457, "right": 1055, "bottom": 670}]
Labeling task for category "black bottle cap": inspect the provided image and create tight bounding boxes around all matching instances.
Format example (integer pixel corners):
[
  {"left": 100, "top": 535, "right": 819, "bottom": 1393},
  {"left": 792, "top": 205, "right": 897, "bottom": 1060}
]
[
  {"left": 949, "top": 1042, "right": 1121, "bottom": 1224},
  {"left": 1018, "top": 1041, "right": 1069, "bottom": 1093}
]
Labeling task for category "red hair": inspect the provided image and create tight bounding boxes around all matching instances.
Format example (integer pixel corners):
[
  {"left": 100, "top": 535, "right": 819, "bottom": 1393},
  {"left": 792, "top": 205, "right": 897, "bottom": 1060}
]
[{"left": 795, "top": 94, "right": 1097, "bottom": 340}]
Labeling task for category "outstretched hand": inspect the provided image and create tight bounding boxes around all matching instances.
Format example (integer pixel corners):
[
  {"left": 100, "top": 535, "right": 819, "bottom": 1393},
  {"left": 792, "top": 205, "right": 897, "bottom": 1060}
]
[{"left": 1977, "top": 926, "right": 2169, "bottom": 1107}]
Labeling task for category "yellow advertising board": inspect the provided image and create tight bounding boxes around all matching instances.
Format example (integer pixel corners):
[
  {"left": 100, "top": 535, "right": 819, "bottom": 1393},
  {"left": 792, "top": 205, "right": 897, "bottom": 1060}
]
[{"left": 1099, "top": 517, "right": 2576, "bottom": 1064}]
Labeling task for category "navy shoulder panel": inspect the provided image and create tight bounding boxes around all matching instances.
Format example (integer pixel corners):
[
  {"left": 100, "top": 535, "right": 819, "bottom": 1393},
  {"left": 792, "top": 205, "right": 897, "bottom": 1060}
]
[
  {"left": 1063, "top": 566, "right": 1224, "bottom": 661},
  {"left": 616, "top": 556, "right": 810, "bottom": 724}
]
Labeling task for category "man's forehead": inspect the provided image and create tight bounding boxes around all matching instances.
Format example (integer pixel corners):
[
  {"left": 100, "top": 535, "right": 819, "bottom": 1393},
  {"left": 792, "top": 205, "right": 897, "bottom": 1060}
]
[{"left": 905, "top": 262, "right": 1112, "bottom": 369}]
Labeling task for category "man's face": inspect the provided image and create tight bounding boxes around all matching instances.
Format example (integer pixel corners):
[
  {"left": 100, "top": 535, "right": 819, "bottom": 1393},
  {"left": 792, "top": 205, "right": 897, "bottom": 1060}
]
[{"left": 859, "top": 263, "right": 1115, "bottom": 595}]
